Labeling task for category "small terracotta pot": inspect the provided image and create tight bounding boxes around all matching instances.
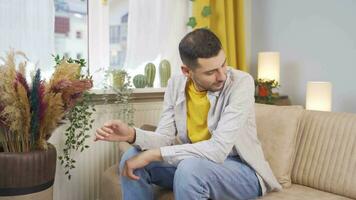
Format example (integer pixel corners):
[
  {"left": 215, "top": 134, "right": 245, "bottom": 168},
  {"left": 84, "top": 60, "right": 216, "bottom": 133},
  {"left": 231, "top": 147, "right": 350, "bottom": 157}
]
[
  {"left": 0, "top": 144, "right": 56, "bottom": 197},
  {"left": 258, "top": 85, "right": 269, "bottom": 97}
]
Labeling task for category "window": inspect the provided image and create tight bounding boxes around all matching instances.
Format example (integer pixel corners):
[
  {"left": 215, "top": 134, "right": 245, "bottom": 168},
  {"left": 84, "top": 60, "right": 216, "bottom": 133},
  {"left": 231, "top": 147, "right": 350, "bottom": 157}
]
[
  {"left": 1, "top": 0, "right": 188, "bottom": 90},
  {"left": 76, "top": 53, "right": 82, "bottom": 59},
  {"left": 0, "top": 0, "right": 88, "bottom": 81},
  {"left": 76, "top": 31, "right": 82, "bottom": 39},
  {"left": 87, "top": 0, "right": 189, "bottom": 89},
  {"left": 55, "top": 0, "right": 88, "bottom": 71},
  {"left": 109, "top": 1, "right": 128, "bottom": 70}
]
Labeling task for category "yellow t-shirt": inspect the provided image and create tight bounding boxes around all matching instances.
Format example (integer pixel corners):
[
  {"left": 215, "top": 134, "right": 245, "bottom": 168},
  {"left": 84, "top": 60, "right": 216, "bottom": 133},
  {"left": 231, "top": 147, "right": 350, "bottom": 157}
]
[{"left": 186, "top": 80, "right": 211, "bottom": 143}]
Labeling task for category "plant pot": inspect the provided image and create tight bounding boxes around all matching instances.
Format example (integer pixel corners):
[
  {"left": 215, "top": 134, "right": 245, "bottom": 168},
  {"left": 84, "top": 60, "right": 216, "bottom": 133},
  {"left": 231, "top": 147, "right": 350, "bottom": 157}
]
[
  {"left": 258, "top": 85, "right": 269, "bottom": 97},
  {"left": 0, "top": 144, "right": 56, "bottom": 199},
  {"left": 112, "top": 73, "right": 125, "bottom": 89}
]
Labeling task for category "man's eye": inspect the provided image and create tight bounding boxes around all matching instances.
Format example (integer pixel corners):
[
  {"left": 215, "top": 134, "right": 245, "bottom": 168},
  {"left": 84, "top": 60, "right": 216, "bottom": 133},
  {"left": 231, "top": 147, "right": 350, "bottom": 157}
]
[{"left": 206, "top": 72, "right": 214, "bottom": 75}]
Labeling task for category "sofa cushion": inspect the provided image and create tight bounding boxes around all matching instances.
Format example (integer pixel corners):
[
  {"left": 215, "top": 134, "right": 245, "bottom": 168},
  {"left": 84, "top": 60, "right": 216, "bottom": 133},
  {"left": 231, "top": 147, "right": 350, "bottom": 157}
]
[
  {"left": 291, "top": 111, "right": 356, "bottom": 199},
  {"left": 100, "top": 164, "right": 122, "bottom": 200},
  {"left": 255, "top": 104, "right": 304, "bottom": 188},
  {"left": 260, "top": 184, "right": 353, "bottom": 200}
]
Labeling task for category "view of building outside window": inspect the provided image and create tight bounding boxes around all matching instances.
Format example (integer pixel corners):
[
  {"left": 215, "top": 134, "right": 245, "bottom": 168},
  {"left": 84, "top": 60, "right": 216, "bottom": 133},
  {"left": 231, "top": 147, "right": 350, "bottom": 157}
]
[
  {"left": 54, "top": 0, "right": 88, "bottom": 62},
  {"left": 109, "top": 0, "right": 128, "bottom": 71}
]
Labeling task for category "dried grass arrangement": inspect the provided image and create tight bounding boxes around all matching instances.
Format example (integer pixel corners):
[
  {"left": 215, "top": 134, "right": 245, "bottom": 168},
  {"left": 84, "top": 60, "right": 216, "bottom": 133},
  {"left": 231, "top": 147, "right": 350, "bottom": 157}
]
[{"left": 0, "top": 51, "right": 93, "bottom": 153}]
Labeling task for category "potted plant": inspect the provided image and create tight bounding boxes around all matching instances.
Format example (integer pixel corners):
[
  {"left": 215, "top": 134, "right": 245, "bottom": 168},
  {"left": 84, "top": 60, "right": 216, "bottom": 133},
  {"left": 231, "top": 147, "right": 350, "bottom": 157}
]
[
  {"left": 255, "top": 79, "right": 280, "bottom": 104},
  {"left": 103, "top": 69, "right": 134, "bottom": 126},
  {"left": 0, "top": 51, "right": 94, "bottom": 198},
  {"left": 106, "top": 69, "right": 128, "bottom": 90}
]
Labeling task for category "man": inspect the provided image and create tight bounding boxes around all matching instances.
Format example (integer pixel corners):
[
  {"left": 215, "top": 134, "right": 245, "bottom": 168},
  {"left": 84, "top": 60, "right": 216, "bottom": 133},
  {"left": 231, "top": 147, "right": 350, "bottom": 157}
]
[{"left": 95, "top": 28, "right": 281, "bottom": 200}]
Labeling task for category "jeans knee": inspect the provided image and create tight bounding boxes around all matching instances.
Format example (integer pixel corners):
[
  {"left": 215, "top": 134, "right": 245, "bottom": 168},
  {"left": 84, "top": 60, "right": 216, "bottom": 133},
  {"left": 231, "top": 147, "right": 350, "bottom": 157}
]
[
  {"left": 119, "top": 147, "right": 140, "bottom": 171},
  {"left": 174, "top": 158, "right": 204, "bottom": 185}
]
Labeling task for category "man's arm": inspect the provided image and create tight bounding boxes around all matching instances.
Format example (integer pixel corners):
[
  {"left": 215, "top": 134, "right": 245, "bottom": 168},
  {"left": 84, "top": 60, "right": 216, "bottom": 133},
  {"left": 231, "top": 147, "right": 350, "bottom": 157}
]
[
  {"left": 132, "top": 78, "right": 177, "bottom": 150},
  {"left": 160, "top": 75, "right": 255, "bottom": 165},
  {"left": 121, "top": 148, "right": 163, "bottom": 180}
]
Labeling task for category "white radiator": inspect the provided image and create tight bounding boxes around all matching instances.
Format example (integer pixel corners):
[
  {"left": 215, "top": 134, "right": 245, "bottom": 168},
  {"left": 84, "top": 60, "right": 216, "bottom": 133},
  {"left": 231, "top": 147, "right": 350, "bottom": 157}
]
[{"left": 49, "top": 101, "right": 163, "bottom": 200}]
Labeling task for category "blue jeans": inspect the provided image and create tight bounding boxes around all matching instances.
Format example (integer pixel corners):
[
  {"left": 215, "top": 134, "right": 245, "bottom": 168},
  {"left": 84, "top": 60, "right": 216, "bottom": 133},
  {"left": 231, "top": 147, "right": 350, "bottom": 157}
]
[{"left": 119, "top": 147, "right": 261, "bottom": 200}]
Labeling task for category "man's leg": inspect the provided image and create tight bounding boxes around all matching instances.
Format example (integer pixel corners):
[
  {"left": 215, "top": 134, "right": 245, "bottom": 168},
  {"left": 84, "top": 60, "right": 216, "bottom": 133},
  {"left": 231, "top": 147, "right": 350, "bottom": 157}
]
[
  {"left": 119, "top": 147, "right": 176, "bottom": 200},
  {"left": 173, "top": 156, "right": 261, "bottom": 200}
]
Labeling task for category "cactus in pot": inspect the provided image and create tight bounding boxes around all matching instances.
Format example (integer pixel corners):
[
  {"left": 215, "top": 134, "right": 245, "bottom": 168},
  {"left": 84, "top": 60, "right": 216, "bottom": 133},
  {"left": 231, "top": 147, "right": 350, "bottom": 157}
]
[
  {"left": 159, "top": 59, "right": 171, "bottom": 87},
  {"left": 133, "top": 74, "right": 147, "bottom": 88},
  {"left": 144, "top": 63, "right": 156, "bottom": 87}
]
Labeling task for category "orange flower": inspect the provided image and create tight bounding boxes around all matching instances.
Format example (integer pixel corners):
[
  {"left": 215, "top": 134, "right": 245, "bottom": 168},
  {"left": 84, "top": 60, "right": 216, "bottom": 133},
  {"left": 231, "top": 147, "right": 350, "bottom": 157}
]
[{"left": 258, "top": 85, "right": 269, "bottom": 97}]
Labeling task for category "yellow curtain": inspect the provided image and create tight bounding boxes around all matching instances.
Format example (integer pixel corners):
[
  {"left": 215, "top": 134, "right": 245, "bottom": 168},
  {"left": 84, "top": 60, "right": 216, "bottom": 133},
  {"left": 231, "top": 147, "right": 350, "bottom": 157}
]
[{"left": 193, "top": 0, "right": 247, "bottom": 71}]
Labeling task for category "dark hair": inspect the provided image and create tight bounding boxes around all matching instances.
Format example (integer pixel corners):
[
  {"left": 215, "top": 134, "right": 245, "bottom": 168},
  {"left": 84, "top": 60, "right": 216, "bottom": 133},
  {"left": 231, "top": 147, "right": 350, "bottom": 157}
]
[{"left": 179, "top": 28, "right": 222, "bottom": 69}]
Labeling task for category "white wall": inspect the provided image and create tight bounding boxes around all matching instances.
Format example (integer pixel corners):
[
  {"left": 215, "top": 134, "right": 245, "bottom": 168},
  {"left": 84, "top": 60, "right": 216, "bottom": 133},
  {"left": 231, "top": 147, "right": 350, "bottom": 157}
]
[{"left": 248, "top": 0, "right": 356, "bottom": 112}]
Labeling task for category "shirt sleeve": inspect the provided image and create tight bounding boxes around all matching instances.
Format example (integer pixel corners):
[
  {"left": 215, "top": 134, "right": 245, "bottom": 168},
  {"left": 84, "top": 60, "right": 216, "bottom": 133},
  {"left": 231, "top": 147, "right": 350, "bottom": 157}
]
[
  {"left": 133, "top": 78, "right": 177, "bottom": 150},
  {"left": 160, "top": 74, "right": 255, "bottom": 166}
]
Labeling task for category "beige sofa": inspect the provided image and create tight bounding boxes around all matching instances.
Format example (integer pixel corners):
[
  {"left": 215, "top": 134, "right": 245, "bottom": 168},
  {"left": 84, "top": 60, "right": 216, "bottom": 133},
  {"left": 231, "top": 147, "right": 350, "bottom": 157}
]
[{"left": 101, "top": 104, "right": 356, "bottom": 200}]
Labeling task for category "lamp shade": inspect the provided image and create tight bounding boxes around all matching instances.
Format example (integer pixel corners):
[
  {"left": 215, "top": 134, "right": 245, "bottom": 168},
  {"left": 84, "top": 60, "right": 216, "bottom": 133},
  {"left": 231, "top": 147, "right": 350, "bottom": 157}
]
[
  {"left": 258, "top": 52, "right": 280, "bottom": 83},
  {"left": 306, "top": 81, "right": 332, "bottom": 111}
]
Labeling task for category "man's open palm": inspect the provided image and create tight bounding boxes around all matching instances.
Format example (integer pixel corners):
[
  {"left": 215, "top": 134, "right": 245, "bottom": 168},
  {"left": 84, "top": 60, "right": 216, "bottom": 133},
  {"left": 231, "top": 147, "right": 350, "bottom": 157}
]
[{"left": 95, "top": 120, "right": 134, "bottom": 142}]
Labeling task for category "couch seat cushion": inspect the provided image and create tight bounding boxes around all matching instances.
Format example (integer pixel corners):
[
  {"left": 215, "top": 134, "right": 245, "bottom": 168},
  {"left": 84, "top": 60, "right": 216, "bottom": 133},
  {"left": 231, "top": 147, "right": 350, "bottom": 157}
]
[{"left": 260, "top": 184, "right": 353, "bottom": 200}]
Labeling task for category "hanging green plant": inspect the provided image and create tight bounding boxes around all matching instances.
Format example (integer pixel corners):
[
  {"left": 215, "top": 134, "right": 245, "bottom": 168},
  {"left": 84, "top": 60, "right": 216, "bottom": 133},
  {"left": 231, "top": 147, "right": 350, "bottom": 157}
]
[{"left": 54, "top": 55, "right": 96, "bottom": 180}]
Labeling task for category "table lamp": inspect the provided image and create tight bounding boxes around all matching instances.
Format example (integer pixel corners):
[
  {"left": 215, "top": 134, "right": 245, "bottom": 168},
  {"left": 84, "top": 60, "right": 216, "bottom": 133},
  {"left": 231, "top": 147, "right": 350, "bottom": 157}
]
[
  {"left": 258, "top": 52, "right": 280, "bottom": 83},
  {"left": 306, "top": 81, "right": 332, "bottom": 111}
]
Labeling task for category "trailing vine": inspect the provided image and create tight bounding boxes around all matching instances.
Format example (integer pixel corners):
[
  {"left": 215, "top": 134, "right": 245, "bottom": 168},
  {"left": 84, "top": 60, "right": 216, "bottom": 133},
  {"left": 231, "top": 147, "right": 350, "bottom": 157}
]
[
  {"left": 54, "top": 55, "right": 96, "bottom": 180},
  {"left": 104, "top": 69, "right": 135, "bottom": 126}
]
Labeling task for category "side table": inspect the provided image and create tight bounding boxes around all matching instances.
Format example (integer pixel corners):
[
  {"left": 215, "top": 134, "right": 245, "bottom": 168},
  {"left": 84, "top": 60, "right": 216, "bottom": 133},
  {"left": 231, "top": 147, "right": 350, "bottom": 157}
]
[{"left": 255, "top": 95, "right": 291, "bottom": 106}]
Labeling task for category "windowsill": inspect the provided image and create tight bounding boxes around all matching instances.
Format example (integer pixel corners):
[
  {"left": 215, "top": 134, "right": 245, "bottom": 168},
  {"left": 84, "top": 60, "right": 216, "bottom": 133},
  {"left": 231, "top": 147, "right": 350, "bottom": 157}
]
[
  {"left": 89, "top": 88, "right": 165, "bottom": 104},
  {"left": 90, "top": 87, "right": 165, "bottom": 94}
]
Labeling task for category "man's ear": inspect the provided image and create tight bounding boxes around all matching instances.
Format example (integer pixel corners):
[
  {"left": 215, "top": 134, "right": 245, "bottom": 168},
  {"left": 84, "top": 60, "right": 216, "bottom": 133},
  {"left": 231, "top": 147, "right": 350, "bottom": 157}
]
[{"left": 181, "top": 65, "right": 191, "bottom": 78}]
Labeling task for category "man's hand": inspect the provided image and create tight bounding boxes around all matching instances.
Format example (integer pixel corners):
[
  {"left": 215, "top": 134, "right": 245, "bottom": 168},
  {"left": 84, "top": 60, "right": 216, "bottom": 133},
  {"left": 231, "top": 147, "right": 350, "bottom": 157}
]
[
  {"left": 95, "top": 120, "right": 135, "bottom": 143},
  {"left": 122, "top": 149, "right": 162, "bottom": 180}
]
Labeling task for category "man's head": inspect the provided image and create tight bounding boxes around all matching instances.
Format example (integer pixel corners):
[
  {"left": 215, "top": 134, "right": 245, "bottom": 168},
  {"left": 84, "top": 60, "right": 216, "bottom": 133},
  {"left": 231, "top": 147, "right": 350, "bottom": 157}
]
[{"left": 179, "top": 28, "right": 227, "bottom": 92}]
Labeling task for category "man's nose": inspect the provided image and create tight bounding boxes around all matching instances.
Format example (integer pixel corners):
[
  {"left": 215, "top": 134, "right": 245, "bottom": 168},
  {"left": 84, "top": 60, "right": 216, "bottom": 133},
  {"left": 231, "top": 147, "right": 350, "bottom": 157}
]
[{"left": 216, "top": 68, "right": 226, "bottom": 82}]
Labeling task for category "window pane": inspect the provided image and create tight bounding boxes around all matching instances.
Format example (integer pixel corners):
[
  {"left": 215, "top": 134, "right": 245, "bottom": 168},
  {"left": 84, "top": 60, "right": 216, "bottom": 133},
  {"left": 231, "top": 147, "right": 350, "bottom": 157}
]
[
  {"left": 0, "top": 1, "right": 88, "bottom": 82},
  {"left": 0, "top": 1, "right": 55, "bottom": 80},
  {"left": 109, "top": 0, "right": 128, "bottom": 70},
  {"left": 55, "top": 0, "right": 88, "bottom": 71}
]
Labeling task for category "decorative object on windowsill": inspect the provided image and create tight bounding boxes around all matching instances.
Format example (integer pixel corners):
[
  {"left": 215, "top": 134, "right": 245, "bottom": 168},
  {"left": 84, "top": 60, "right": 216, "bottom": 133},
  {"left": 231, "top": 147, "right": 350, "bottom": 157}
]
[
  {"left": 159, "top": 59, "right": 171, "bottom": 87},
  {"left": 144, "top": 63, "right": 156, "bottom": 88},
  {"left": 0, "top": 51, "right": 94, "bottom": 197},
  {"left": 133, "top": 74, "right": 148, "bottom": 88},
  {"left": 187, "top": 0, "right": 212, "bottom": 29},
  {"left": 255, "top": 52, "right": 281, "bottom": 105},
  {"left": 101, "top": 0, "right": 108, "bottom": 6},
  {"left": 306, "top": 81, "right": 332, "bottom": 111},
  {"left": 106, "top": 69, "right": 128, "bottom": 90},
  {"left": 104, "top": 68, "right": 134, "bottom": 125}
]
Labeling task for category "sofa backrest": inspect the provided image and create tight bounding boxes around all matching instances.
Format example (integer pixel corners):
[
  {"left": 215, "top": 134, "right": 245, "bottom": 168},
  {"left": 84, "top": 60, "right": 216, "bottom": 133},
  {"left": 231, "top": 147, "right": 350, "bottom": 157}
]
[
  {"left": 254, "top": 104, "right": 304, "bottom": 188},
  {"left": 291, "top": 110, "right": 356, "bottom": 199}
]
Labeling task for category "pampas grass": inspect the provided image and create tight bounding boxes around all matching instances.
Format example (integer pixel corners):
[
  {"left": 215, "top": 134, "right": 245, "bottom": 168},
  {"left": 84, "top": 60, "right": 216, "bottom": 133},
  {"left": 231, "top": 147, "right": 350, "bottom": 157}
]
[
  {"left": 39, "top": 92, "right": 64, "bottom": 150},
  {"left": 0, "top": 52, "right": 26, "bottom": 152},
  {"left": 0, "top": 51, "right": 93, "bottom": 152}
]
